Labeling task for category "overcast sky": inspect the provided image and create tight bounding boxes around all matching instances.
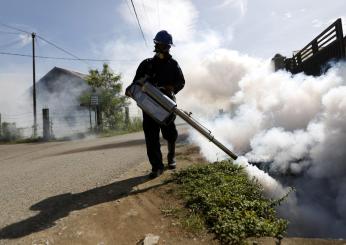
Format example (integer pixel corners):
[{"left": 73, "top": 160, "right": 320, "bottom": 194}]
[{"left": 0, "top": 0, "right": 345, "bottom": 92}]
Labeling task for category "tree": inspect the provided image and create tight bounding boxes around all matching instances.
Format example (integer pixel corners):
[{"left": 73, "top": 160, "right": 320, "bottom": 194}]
[{"left": 80, "top": 64, "right": 128, "bottom": 130}]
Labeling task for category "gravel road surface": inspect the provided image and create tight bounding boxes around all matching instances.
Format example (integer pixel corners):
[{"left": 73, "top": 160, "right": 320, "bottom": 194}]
[{"left": 0, "top": 132, "right": 149, "bottom": 235}]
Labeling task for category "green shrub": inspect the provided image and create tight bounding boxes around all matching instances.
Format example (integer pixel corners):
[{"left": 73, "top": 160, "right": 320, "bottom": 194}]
[
  {"left": 99, "top": 116, "right": 142, "bottom": 137},
  {"left": 172, "top": 161, "right": 288, "bottom": 244},
  {"left": 125, "top": 117, "right": 142, "bottom": 132}
]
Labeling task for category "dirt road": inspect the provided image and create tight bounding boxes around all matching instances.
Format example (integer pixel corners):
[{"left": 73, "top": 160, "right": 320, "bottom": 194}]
[
  {"left": 1, "top": 132, "right": 345, "bottom": 244},
  {"left": 0, "top": 132, "right": 152, "bottom": 241}
]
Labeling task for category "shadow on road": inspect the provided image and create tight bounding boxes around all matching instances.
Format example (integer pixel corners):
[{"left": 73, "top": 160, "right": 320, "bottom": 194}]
[
  {"left": 53, "top": 133, "right": 188, "bottom": 157},
  {"left": 54, "top": 138, "right": 147, "bottom": 156},
  {"left": 0, "top": 174, "right": 166, "bottom": 240}
]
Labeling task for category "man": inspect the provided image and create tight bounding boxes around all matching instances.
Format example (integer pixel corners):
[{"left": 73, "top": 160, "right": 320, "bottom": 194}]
[{"left": 126, "top": 30, "right": 185, "bottom": 178}]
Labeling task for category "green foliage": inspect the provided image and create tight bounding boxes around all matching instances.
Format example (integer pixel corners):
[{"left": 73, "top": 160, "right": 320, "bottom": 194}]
[
  {"left": 80, "top": 63, "right": 129, "bottom": 130},
  {"left": 99, "top": 117, "right": 143, "bottom": 137},
  {"left": 125, "top": 116, "right": 143, "bottom": 132},
  {"left": 181, "top": 211, "right": 206, "bottom": 234},
  {"left": 172, "top": 161, "right": 288, "bottom": 244}
]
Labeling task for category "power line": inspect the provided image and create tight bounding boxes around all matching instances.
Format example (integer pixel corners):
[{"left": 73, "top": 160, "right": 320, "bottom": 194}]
[
  {"left": 0, "top": 23, "right": 105, "bottom": 66},
  {"left": 0, "top": 23, "right": 139, "bottom": 65},
  {"left": 0, "top": 22, "right": 31, "bottom": 34},
  {"left": 0, "top": 51, "right": 136, "bottom": 62},
  {"left": 129, "top": 0, "right": 148, "bottom": 47},
  {"left": 124, "top": 0, "right": 136, "bottom": 20},
  {"left": 0, "top": 30, "right": 21, "bottom": 35},
  {"left": 141, "top": 0, "right": 153, "bottom": 37},
  {"left": 0, "top": 51, "right": 33, "bottom": 58},
  {"left": 36, "top": 35, "right": 90, "bottom": 66},
  {"left": 0, "top": 38, "right": 22, "bottom": 49}
]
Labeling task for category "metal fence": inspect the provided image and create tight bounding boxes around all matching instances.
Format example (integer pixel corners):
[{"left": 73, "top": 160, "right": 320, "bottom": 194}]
[{"left": 287, "top": 18, "right": 346, "bottom": 76}]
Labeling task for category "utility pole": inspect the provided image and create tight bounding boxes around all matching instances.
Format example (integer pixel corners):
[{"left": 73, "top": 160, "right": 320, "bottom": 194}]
[
  {"left": 125, "top": 107, "right": 129, "bottom": 126},
  {"left": 89, "top": 105, "right": 93, "bottom": 132},
  {"left": 0, "top": 113, "right": 2, "bottom": 138},
  {"left": 42, "top": 108, "right": 50, "bottom": 141},
  {"left": 32, "top": 32, "right": 37, "bottom": 137}
]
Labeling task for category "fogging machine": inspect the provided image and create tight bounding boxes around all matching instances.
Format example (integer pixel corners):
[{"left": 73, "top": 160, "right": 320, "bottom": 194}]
[{"left": 127, "top": 81, "right": 238, "bottom": 160}]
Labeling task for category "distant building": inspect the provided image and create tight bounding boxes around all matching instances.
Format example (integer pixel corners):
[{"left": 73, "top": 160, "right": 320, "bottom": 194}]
[
  {"left": 273, "top": 18, "right": 346, "bottom": 76},
  {"left": 272, "top": 53, "right": 287, "bottom": 71},
  {"left": 32, "top": 67, "right": 93, "bottom": 137}
]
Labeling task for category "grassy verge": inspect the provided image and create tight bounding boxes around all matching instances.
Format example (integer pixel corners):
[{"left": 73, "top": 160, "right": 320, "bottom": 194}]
[
  {"left": 170, "top": 161, "right": 288, "bottom": 244},
  {"left": 0, "top": 136, "right": 50, "bottom": 144},
  {"left": 0, "top": 118, "right": 143, "bottom": 143},
  {"left": 99, "top": 117, "right": 143, "bottom": 137},
  {"left": 98, "top": 127, "right": 143, "bottom": 137}
]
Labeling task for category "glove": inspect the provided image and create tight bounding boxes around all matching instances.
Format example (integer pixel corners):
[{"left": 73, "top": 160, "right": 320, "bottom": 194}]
[
  {"left": 126, "top": 75, "right": 150, "bottom": 97},
  {"left": 134, "top": 74, "right": 150, "bottom": 86},
  {"left": 125, "top": 84, "right": 133, "bottom": 97},
  {"left": 165, "top": 85, "right": 175, "bottom": 93}
]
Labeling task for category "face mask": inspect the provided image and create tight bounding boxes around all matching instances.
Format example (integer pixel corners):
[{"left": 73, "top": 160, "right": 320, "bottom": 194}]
[
  {"left": 154, "top": 42, "right": 170, "bottom": 55},
  {"left": 156, "top": 52, "right": 165, "bottom": 59}
]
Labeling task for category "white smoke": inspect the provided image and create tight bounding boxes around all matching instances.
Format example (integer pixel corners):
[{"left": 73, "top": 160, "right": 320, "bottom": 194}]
[
  {"left": 105, "top": 0, "right": 346, "bottom": 238},
  {"left": 0, "top": 67, "right": 94, "bottom": 139},
  {"left": 118, "top": 0, "right": 198, "bottom": 43},
  {"left": 186, "top": 56, "right": 346, "bottom": 237},
  {"left": 0, "top": 71, "right": 33, "bottom": 137},
  {"left": 234, "top": 156, "right": 288, "bottom": 199},
  {"left": 35, "top": 69, "right": 94, "bottom": 138},
  {"left": 216, "top": 0, "right": 248, "bottom": 16},
  {"left": 19, "top": 33, "right": 31, "bottom": 47}
]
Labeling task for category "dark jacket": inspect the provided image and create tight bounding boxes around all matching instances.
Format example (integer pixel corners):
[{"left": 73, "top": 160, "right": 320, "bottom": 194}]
[{"left": 132, "top": 54, "right": 185, "bottom": 97}]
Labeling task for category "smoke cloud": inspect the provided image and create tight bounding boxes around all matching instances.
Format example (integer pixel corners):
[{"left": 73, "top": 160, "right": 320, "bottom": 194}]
[
  {"left": 0, "top": 67, "right": 93, "bottom": 138},
  {"left": 186, "top": 56, "right": 346, "bottom": 238},
  {"left": 35, "top": 69, "right": 92, "bottom": 138},
  {"left": 0, "top": 71, "right": 33, "bottom": 135},
  {"left": 103, "top": 0, "right": 346, "bottom": 238}
]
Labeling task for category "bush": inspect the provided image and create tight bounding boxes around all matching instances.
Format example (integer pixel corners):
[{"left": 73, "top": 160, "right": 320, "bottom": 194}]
[
  {"left": 98, "top": 117, "right": 143, "bottom": 137},
  {"left": 125, "top": 117, "right": 142, "bottom": 132},
  {"left": 79, "top": 63, "right": 129, "bottom": 131},
  {"left": 172, "top": 161, "right": 288, "bottom": 244}
]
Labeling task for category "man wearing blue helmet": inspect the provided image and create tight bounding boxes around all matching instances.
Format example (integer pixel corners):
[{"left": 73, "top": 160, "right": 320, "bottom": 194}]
[{"left": 126, "top": 30, "right": 185, "bottom": 178}]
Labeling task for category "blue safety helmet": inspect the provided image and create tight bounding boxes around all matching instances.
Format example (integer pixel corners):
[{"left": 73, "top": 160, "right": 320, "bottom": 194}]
[{"left": 153, "top": 30, "right": 173, "bottom": 46}]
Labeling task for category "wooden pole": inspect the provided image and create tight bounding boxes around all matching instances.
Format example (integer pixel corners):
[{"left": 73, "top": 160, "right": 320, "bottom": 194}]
[
  {"left": 32, "top": 32, "right": 37, "bottom": 137},
  {"left": 0, "top": 113, "right": 2, "bottom": 137},
  {"left": 42, "top": 108, "right": 50, "bottom": 140}
]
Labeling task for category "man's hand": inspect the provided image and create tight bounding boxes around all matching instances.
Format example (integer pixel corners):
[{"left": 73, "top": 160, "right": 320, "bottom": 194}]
[
  {"left": 135, "top": 74, "right": 149, "bottom": 86},
  {"left": 162, "top": 85, "right": 174, "bottom": 93},
  {"left": 125, "top": 85, "right": 133, "bottom": 97}
]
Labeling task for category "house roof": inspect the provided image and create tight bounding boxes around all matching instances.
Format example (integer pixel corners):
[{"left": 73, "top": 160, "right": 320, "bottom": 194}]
[
  {"left": 39, "top": 66, "right": 88, "bottom": 81},
  {"left": 33, "top": 66, "right": 90, "bottom": 95}
]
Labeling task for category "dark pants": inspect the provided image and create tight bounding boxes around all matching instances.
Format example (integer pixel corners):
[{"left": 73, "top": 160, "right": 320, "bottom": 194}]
[{"left": 142, "top": 112, "right": 178, "bottom": 171}]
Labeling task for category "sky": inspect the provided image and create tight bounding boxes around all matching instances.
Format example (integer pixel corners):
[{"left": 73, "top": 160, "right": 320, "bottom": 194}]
[
  {"left": 0, "top": 0, "right": 345, "bottom": 114},
  {"left": 1, "top": 1, "right": 345, "bottom": 77}
]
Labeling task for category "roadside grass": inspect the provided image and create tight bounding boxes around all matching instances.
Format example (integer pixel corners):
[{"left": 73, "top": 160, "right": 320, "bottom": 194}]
[
  {"left": 99, "top": 117, "right": 143, "bottom": 137},
  {"left": 98, "top": 128, "right": 142, "bottom": 137},
  {"left": 0, "top": 137, "right": 45, "bottom": 144},
  {"left": 170, "top": 161, "right": 289, "bottom": 244},
  {"left": 0, "top": 118, "right": 143, "bottom": 144}
]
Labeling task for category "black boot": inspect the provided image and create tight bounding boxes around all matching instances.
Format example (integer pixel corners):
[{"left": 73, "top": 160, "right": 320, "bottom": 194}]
[
  {"left": 167, "top": 142, "right": 176, "bottom": 169},
  {"left": 149, "top": 168, "right": 164, "bottom": 179}
]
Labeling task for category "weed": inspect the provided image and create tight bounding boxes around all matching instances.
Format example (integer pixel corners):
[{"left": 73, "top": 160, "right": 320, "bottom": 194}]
[
  {"left": 181, "top": 211, "right": 206, "bottom": 234},
  {"left": 161, "top": 206, "right": 180, "bottom": 218},
  {"left": 171, "top": 160, "right": 289, "bottom": 244}
]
